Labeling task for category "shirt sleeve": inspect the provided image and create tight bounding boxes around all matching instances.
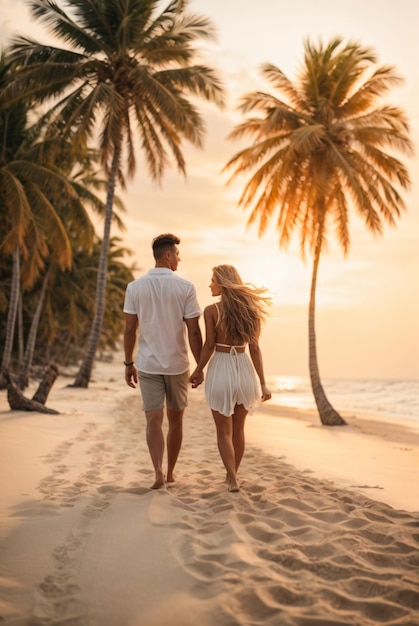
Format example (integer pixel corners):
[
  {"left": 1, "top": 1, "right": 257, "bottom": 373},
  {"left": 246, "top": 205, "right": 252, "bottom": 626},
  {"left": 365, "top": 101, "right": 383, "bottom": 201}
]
[
  {"left": 183, "top": 284, "right": 202, "bottom": 319},
  {"left": 123, "top": 283, "right": 137, "bottom": 315}
]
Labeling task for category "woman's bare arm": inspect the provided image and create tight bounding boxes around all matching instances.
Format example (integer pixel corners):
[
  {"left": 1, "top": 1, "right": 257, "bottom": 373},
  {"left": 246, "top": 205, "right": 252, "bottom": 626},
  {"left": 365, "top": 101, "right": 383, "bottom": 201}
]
[
  {"left": 189, "top": 305, "right": 217, "bottom": 387},
  {"left": 249, "top": 341, "right": 271, "bottom": 401}
]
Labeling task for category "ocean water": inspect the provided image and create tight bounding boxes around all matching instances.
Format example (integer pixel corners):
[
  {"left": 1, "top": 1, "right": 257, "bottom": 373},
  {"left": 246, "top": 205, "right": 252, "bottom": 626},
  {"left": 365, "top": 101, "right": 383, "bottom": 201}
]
[{"left": 266, "top": 376, "right": 419, "bottom": 423}]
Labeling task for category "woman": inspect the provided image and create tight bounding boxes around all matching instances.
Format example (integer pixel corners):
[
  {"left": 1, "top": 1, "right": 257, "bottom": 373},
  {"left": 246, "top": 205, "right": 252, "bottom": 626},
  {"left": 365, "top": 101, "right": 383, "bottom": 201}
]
[{"left": 190, "top": 265, "right": 271, "bottom": 492}]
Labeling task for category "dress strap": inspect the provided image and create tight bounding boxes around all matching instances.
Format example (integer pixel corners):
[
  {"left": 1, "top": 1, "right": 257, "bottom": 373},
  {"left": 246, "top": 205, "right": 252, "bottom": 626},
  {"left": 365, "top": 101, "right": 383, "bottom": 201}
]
[{"left": 215, "top": 343, "right": 246, "bottom": 353}]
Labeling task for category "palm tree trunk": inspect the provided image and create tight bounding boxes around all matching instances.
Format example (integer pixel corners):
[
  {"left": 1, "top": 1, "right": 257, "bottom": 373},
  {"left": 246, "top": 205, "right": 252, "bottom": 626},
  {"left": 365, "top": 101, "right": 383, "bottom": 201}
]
[
  {"left": 17, "top": 267, "right": 51, "bottom": 389},
  {"left": 0, "top": 246, "right": 20, "bottom": 387},
  {"left": 3, "top": 368, "right": 59, "bottom": 414},
  {"left": 308, "top": 238, "right": 346, "bottom": 426},
  {"left": 32, "top": 364, "right": 59, "bottom": 404},
  {"left": 72, "top": 144, "right": 121, "bottom": 388},
  {"left": 18, "top": 295, "right": 24, "bottom": 363}
]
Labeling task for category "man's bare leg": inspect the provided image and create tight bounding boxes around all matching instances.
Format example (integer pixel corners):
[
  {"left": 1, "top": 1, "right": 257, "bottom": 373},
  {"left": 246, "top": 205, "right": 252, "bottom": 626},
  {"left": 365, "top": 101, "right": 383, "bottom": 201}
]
[
  {"left": 212, "top": 410, "right": 239, "bottom": 492},
  {"left": 166, "top": 408, "right": 184, "bottom": 483},
  {"left": 145, "top": 409, "right": 165, "bottom": 489}
]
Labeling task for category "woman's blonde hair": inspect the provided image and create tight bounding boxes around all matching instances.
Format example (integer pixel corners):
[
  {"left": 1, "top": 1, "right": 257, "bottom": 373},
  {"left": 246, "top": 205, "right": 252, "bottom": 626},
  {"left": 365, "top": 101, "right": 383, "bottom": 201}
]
[{"left": 212, "top": 265, "right": 271, "bottom": 343}]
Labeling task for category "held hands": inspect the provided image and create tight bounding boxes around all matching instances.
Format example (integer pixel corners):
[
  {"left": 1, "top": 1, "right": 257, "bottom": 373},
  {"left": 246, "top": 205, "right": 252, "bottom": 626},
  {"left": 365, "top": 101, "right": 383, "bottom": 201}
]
[
  {"left": 189, "top": 369, "right": 204, "bottom": 389},
  {"left": 261, "top": 384, "right": 271, "bottom": 402}
]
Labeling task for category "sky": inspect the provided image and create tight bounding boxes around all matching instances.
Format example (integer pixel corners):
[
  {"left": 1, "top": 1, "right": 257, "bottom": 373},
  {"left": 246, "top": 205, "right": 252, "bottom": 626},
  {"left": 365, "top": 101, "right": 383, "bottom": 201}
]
[{"left": 1, "top": 0, "right": 418, "bottom": 380}]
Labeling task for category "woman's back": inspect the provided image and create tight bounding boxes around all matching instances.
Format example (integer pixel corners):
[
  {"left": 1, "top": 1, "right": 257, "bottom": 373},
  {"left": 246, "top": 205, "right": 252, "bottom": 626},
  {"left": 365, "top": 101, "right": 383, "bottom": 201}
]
[{"left": 213, "top": 302, "right": 246, "bottom": 348}]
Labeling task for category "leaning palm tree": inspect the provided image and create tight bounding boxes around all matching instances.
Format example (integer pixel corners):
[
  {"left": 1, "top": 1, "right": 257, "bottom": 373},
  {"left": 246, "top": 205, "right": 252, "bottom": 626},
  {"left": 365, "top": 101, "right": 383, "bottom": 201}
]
[
  {"left": 4, "top": 0, "right": 225, "bottom": 387},
  {"left": 224, "top": 38, "right": 412, "bottom": 425}
]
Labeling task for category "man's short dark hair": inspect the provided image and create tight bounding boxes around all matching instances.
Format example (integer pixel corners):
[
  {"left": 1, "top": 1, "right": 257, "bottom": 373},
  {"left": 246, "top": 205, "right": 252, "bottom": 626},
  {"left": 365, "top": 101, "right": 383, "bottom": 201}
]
[{"left": 152, "top": 233, "right": 180, "bottom": 259}]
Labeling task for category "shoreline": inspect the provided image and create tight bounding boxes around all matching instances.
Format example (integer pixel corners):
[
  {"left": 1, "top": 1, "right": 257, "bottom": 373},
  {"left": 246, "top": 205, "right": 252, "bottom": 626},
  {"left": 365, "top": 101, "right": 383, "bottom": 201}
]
[
  {"left": 265, "top": 398, "right": 419, "bottom": 432},
  {"left": 246, "top": 401, "right": 419, "bottom": 512},
  {"left": 253, "top": 400, "right": 419, "bottom": 453}
]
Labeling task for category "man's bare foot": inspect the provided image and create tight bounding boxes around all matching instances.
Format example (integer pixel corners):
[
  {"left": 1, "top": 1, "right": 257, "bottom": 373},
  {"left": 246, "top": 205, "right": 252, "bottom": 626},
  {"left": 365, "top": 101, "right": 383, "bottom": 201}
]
[
  {"left": 150, "top": 476, "right": 165, "bottom": 490},
  {"left": 166, "top": 473, "right": 176, "bottom": 484}
]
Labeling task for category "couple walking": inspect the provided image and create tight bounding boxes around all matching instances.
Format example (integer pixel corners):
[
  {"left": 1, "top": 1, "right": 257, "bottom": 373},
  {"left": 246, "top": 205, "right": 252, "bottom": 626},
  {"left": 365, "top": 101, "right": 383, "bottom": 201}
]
[{"left": 123, "top": 234, "right": 271, "bottom": 492}]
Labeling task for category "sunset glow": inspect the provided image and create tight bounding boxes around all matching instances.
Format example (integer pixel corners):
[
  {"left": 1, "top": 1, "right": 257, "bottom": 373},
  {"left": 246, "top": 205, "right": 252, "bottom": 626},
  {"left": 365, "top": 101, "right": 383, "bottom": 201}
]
[{"left": 1, "top": 0, "right": 418, "bottom": 379}]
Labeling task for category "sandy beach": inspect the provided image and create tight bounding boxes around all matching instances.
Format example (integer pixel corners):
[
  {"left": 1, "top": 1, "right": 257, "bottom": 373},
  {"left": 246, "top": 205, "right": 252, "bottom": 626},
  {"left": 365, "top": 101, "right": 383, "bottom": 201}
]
[{"left": 1, "top": 358, "right": 418, "bottom": 626}]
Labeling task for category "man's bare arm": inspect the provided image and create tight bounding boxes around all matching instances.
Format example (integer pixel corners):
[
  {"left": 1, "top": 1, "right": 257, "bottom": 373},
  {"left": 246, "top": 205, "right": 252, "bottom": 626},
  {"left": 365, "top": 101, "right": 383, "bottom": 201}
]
[
  {"left": 184, "top": 316, "right": 203, "bottom": 365},
  {"left": 124, "top": 313, "right": 138, "bottom": 388}
]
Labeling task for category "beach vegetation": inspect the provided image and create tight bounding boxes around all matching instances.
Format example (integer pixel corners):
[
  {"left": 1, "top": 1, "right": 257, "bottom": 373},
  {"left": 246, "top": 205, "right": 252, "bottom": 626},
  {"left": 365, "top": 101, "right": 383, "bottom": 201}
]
[
  {"left": 23, "top": 237, "right": 135, "bottom": 373},
  {"left": 0, "top": 54, "right": 95, "bottom": 384},
  {"left": 224, "top": 38, "right": 412, "bottom": 425},
  {"left": 0, "top": 235, "right": 135, "bottom": 382},
  {"left": 0, "top": 50, "right": 135, "bottom": 386},
  {"left": 3, "top": 0, "right": 225, "bottom": 387}
]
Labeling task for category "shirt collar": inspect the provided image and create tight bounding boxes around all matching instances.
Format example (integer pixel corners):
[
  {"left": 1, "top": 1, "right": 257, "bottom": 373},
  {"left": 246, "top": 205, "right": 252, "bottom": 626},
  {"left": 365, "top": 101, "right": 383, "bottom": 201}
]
[{"left": 148, "top": 268, "right": 173, "bottom": 275}]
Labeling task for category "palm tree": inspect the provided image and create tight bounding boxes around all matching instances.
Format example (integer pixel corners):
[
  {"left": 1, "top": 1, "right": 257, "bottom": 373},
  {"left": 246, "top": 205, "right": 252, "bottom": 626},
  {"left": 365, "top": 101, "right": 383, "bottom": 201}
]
[
  {"left": 15, "top": 151, "right": 109, "bottom": 388},
  {"left": 0, "top": 57, "right": 29, "bottom": 378},
  {"left": 18, "top": 236, "right": 135, "bottom": 372},
  {"left": 4, "top": 0, "right": 225, "bottom": 387},
  {"left": 0, "top": 58, "right": 92, "bottom": 383},
  {"left": 224, "top": 38, "right": 412, "bottom": 425}
]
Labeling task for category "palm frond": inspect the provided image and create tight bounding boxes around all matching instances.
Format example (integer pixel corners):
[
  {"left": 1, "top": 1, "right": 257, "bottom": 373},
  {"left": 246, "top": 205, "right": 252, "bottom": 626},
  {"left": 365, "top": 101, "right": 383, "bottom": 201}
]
[
  {"left": 24, "top": 179, "right": 72, "bottom": 270},
  {"left": 0, "top": 168, "right": 32, "bottom": 250},
  {"left": 29, "top": 0, "right": 106, "bottom": 55},
  {"left": 156, "top": 65, "right": 225, "bottom": 109},
  {"left": 225, "top": 36, "right": 411, "bottom": 255},
  {"left": 340, "top": 67, "right": 403, "bottom": 118},
  {"left": 261, "top": 63, "right": 305, "bottom": 110}
]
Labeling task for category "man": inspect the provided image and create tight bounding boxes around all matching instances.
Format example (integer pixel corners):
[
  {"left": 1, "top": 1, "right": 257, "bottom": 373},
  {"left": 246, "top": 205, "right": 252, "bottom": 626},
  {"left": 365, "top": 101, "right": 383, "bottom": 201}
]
[{"left": 123, "top": 234, "right": 203, "bottom": 489}]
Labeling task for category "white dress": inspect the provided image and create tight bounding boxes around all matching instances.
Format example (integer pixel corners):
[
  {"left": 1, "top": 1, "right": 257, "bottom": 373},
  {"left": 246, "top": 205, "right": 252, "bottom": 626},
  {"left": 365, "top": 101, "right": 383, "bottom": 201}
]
[
  {"left": 205, "top": 346, "right": 261, "bottom": 417},
  {"left": 204, "top": 303, "right": 261, "bottom": 416}
]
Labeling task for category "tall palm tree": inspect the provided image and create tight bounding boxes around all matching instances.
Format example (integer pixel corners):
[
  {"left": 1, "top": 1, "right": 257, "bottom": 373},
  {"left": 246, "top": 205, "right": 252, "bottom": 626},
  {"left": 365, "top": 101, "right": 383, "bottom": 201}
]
[
  {"left": 4, "top": 0, "right": 225, "bottom": 387},
  {"left": 224, "top": 38, "right": 412, "bottom": 425}
]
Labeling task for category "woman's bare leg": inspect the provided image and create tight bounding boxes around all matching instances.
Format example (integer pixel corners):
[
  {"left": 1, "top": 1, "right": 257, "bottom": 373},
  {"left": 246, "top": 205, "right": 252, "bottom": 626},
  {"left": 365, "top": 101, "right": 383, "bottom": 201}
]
[
  {"left": 232, "top": 404, "right": 248, "bottom": 473},
  {"left": 212, "top": 410, "right": 239, "bottom": 492}
]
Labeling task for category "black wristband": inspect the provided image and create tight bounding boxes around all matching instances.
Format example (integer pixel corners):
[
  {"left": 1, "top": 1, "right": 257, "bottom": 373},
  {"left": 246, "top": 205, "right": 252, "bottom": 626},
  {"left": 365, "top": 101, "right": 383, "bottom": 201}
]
[{"left": 124, "top": 361, "right": 134, "bottom": 366}]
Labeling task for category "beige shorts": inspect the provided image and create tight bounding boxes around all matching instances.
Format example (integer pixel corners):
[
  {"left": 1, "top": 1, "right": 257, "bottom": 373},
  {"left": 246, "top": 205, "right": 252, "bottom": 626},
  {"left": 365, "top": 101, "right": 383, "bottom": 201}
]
[{"left": 138, "top": 370, "right": 189, "bottom": 412}]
